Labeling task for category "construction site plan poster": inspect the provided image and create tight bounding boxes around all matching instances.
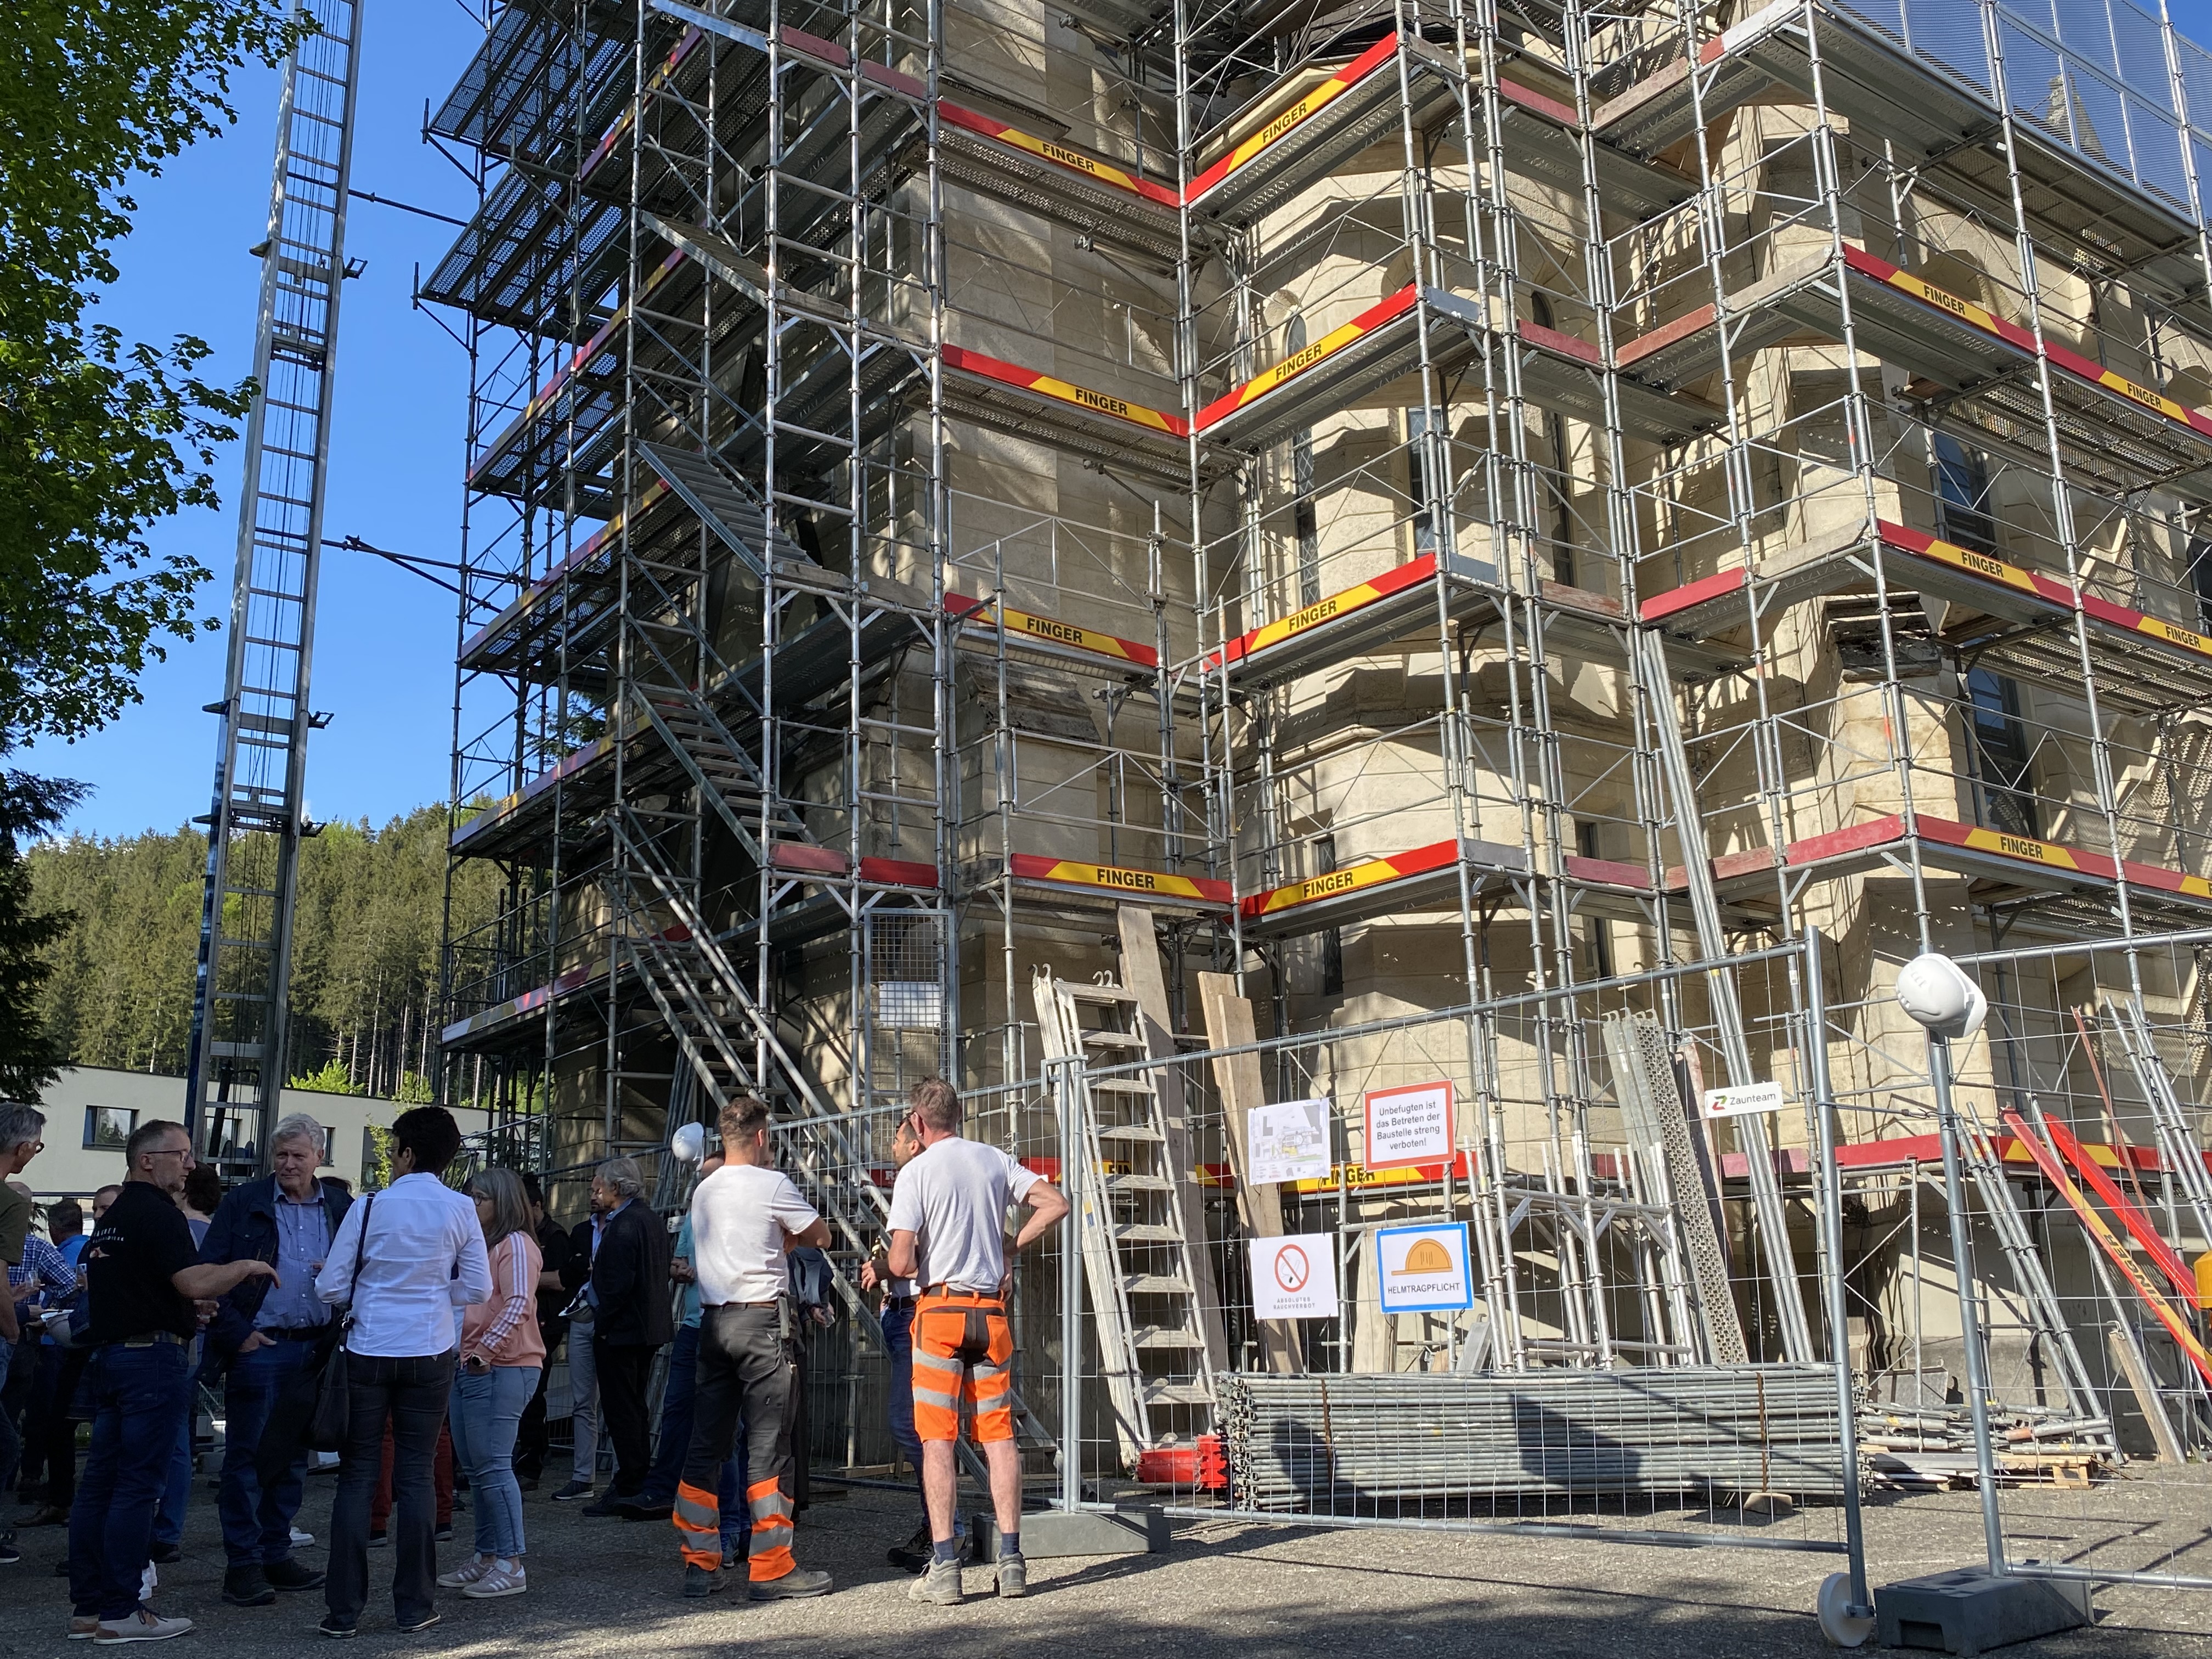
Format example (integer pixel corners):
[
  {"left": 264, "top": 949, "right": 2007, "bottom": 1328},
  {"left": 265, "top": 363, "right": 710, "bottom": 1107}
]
[
  {"left": 1376, "top": 1222, "right": 1474, "bottom": 1314},
  {"left": 1247, "top": 1098, "right": 1331, "bottom": 1187},
  {"left": 1250, "top": 1233, "right": 1338, "bottom": 1320}
]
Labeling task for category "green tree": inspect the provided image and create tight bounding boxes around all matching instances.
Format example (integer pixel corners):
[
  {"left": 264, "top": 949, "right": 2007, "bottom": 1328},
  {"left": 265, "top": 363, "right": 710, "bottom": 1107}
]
[
  {"left": 0, "top": 772, "right": 91, "bottom": 1097},
  {"left": 2, "top": 0, "right": 294, "bottom": 749},
  {"left": 286, "top": 1058, "right": 360, "bottom": 1095}
]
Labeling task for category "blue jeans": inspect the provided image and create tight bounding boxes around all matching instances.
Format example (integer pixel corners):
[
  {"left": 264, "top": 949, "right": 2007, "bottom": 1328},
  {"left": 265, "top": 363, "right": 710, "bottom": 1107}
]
[
  {"left": 69, "top": 1342, "right": 189, "bottom": 1621},
  {"left": 567, "top": 1320, "right": 598, "bottom": 1483},
  {"left": 640, "top": 1324, "right": 741, "bottom": 1546},
  {"left": 151, "top": 1340, "right": 212, "bottom": 1548},
  {"left": 218, "top": 1336, "right": 319, "bottom": 1565},
  {"left": 883, "top": 1300, "right": 959, "bottom": 1533},
  {"left": 448, "top": 1364, "right": 537, "bottom": 1560}
]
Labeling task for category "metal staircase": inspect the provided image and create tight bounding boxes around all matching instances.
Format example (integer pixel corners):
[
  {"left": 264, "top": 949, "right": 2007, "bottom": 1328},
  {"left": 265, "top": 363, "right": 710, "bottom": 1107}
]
[
  {"left": 1032, "top": 969, "right": 1218, "bottom": 1468},
  {"left": 609, "top": 811, "right": 1057, "bottom": 1471}
]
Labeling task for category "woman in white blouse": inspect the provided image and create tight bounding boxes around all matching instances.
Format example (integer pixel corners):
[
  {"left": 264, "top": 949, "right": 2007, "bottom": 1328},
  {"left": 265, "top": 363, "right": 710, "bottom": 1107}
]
[{"left": 313, "top": 1108, "right": 490, "bottom": 1639}]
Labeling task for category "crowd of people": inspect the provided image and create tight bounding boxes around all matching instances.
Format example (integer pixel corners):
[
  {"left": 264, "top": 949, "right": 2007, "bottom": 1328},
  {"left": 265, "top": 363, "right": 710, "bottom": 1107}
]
[{"left": 0, "top": 1076, "right": 1069, "bottom": 1640}]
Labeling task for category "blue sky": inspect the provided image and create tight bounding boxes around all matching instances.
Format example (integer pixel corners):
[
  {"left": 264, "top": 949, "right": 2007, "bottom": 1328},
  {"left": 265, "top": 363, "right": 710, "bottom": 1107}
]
[
  {"left": 21, "top": 0, "right": 486, "bottom": 839},
  {"left": 20, "top": 0, "right": 2212, "bottom": 838}
]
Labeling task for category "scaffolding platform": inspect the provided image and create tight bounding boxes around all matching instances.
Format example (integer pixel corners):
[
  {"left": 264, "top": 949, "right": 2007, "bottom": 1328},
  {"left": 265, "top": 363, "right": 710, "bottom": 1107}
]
[
  {"left": 1003, "top": 854, "right": 1232, "bottom": 913},
  {"left": 1184, "top": 35, "right": 1463, "bottom": 228},
  {"left": 949, "top": 595, "right": 1163, "bottom": 679},
  {"left": 1739, "top": 812, "right": 2212, "bottom": 923},
  {"left": 1596, "top": 0, "right": 2208, "bottom": 324},
  {"left": 1640, "top": 517, "right": 2212, "bottom": 714},
  {"left": 1239, "top": 837, "right": 1530, "bottom": 936},
  {"left": 1618, "top": 246, "right": 2212, "bottom": 489},
  {"left": 941, "top": 343, "right": 1199, "bottom": 484},
  {"left": 1205, "top": 549, "right": 1496, "bottom": 685}
]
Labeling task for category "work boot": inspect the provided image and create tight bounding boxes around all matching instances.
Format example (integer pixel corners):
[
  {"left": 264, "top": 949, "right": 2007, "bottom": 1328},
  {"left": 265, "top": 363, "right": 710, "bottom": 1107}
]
[
  {"left": 909, "top": 1557, "right": 964, "bottom": 1605},
  {"left": 886, "top": 1523, "right": 930, "bottom": 1573},
  {"left": 749, "top": 1567, "right": 831, "bottom": 1600},
  {"left": 221, "top": 1565, "right": 275, "bottom": 1607},
  {"left": 995, "top": 1555, "right": 1028, "bottom": 1599},
  {"left": 682, "top": 1565, "right": 724, "bottom": 1599},
  {"left": 263, "top": 1558, "right": 324, "bottom": 1593}
]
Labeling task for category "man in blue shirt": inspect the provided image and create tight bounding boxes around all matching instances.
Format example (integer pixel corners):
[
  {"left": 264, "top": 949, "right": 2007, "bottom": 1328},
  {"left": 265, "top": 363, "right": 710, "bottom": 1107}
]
[{"left": 198, "top": 1114, "right": 352, "bottom": 1608}]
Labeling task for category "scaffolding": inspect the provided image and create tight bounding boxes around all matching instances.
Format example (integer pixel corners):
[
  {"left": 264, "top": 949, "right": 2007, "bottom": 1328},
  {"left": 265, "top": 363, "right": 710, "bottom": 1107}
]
[{"left": 422, "top": 0, "right": 2212, "bottom": 1600}]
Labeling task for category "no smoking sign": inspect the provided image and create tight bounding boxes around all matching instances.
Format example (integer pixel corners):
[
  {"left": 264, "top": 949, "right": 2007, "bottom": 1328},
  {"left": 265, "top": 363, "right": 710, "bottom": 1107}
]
[{"left": 1251, "top": 1233, "right": 1336, "bottom": 1320}]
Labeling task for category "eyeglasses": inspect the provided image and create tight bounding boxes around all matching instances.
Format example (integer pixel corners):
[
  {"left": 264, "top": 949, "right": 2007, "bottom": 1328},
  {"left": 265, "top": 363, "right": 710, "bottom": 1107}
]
[{"left": 144, "top": 1147, "right": 196, "bottom": 1164}]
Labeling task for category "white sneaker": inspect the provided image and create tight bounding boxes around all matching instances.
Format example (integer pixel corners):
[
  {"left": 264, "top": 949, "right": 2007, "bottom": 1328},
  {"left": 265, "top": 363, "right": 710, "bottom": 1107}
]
[
  {"left": 436, "top": 1555, "right": 492, "bottom": 1589},
  {"left": 462, "top": 1561, "right": 527, "bottom": 1600},
  {"left": 291, "top": 1528, "right": 316, "bottom": 1548},
  {"left": 94, "top": 1610, "right": 194, "bottom": 1644}
]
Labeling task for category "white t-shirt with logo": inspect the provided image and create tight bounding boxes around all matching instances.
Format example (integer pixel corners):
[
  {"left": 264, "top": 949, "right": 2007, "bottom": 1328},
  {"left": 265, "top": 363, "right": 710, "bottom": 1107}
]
[
  {"left": 689, "top": 1163, "right": 821, "bottom": 1306},
  {"left": 885, "top": 1136, "right": 1041, "bottom": 1294}
]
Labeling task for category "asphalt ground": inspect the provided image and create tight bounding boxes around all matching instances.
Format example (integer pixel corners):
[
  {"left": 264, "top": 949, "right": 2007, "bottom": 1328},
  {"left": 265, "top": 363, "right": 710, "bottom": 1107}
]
[{"left": 2, "top": 1469, "right": 2206, "bottom": 1657}]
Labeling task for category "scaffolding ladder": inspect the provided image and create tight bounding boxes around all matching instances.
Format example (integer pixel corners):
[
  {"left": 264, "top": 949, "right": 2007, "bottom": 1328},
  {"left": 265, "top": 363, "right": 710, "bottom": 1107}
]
[
  {"left": 2108, "top": 998, "right": 2212, "bottom": 1249},
  {"left": 1033, "top": 970, "right": 1217, "bottom": 1469}
]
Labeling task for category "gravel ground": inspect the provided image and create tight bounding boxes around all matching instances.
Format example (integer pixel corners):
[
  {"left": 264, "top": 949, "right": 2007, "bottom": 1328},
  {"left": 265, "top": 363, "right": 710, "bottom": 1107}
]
[{"left": 2, "top": 1470, "right": 2206, "bottom": 1658}]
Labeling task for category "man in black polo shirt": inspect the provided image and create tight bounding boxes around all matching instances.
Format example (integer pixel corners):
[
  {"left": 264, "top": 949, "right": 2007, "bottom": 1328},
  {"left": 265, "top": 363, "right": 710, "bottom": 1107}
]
[{"left": 67, "top": 1121, "right": 276, "bottom": 1644}]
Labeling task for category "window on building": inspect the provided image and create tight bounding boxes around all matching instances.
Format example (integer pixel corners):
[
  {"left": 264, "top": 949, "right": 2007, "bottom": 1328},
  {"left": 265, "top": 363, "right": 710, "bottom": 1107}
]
[
  {"left": 83, "top": 1107, "right": 136, "bottom": 1150},
  {"left": 1407, "top": 408, "right": 1438, "bottom": 556},
  {"left": 1966, "top": 666, "right": 2039, "bottom": 838},
  {"left": 2187, "top": 536, "right": 2212, "bottom": 633},
  {"left": 204, "top": 1108, "right": 257, "bottom": 1168},
  {"left": 1314, "top": 833, "right": 1344, "bottom": 997},
  {"left": 1286, "top": 317, "right": 1321, "bottom": 607},
  {"left": 1576, "top": 822, "right": 1614, "bottom": 978},
  {"left": 1933, "top": 433, "right": 1998, "bottom": 554}
]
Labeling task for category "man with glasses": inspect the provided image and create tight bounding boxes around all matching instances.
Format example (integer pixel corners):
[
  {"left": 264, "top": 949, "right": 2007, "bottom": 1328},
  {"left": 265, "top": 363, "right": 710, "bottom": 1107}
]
[
  {"left": 67, "top": 1122, "right": 278, "bottom": 1643},
  {"left": 0, "top": 1102, "right": 47, "bottom": 1568}
]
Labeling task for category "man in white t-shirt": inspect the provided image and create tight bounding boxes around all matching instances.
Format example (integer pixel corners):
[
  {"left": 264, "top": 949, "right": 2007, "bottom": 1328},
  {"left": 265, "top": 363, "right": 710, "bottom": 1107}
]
[
  {"left": 669, "top": 1097, "right": 832, "bottom": 1602},
  {"left": 885, "top": 1077, "right": 1068, "bottom": 1606}
]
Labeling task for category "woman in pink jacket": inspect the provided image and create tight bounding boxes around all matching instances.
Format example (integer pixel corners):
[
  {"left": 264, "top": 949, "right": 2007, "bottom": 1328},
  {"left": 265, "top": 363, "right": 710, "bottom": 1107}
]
[{"left": 439, "top": 1167, "right": 544, "bottom": 1600}]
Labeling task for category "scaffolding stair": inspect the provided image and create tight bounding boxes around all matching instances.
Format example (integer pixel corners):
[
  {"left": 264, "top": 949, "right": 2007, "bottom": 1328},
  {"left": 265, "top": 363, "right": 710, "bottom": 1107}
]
[
  {"left": 1603, "top": 1012, "right": 1748, "bottom": 1366},
  {"left": 611, "top": 811, "right": 1059, "bottom": 1471},
  {"left": 1032, "top": 969, "right": 1218, "bottom": 1469}
]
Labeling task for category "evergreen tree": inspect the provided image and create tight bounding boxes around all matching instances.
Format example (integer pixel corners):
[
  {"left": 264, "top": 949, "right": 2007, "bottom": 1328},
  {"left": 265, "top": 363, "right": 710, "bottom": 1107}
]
[{"left": 0, "top": 772, "right": 90, "bottom": 1098}]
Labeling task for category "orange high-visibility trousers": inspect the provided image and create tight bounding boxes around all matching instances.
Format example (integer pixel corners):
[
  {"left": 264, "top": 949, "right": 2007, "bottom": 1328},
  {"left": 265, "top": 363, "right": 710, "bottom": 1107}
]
[{"left": 910, "top": 1290, "right": 1014, "bottom": 1443}]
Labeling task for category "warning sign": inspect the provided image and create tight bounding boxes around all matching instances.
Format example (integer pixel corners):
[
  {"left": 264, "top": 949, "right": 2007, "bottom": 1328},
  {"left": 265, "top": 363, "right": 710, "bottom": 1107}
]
[
  {"left": 1376, "top": 1222, "right": 1474, "bottom": 1314},
  {"left": 1247, "top": 1098, "right": 1331, "bottom": 1187},
  {"left": 1363, "top": 1081, "right": 1454, "bottom": 1166},
  {"left": 1251, "top": 1233, "right": 1338, "bottom": 1321},
  {"left": 1700, "top": 1080, "right": 1785, "bottom": 1121}
]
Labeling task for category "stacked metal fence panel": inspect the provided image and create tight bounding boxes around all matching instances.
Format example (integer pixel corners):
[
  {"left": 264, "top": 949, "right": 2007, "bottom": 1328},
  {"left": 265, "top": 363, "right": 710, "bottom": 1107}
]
[{"left": 1223, "top": 1367, "right": 1847, "bottom": 1511}]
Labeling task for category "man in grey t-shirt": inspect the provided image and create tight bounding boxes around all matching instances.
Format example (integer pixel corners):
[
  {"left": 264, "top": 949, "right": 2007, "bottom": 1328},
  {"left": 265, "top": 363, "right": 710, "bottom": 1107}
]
[{"left": 885, "top": 1079, "right": 1066, "bottom": 1606}]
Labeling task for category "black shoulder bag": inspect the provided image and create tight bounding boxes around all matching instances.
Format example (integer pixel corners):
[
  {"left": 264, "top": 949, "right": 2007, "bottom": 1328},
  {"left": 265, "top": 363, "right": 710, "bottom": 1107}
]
[{"left": 305, "top": 1193, "right": 373, "bottom": 1453}]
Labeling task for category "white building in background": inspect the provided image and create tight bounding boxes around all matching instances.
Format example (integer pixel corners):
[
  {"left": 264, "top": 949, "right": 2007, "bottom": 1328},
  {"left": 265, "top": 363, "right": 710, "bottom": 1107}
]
[{"left": 20, "top": 1067, "right": 490, "bottom": 1201}]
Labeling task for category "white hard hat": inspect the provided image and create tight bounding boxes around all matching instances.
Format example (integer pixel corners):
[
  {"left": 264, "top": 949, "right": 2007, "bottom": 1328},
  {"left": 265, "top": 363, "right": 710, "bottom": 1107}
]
[
  {"left": 1895, "top": 953, "right": 1988, "bottom": 1040},
  {"left": 669, "top": 1121, "right": 707, "bottom": 1165}
]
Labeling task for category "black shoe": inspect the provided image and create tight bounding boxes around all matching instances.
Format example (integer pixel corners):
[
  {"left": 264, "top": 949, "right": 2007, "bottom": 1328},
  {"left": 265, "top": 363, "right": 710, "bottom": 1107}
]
[
  {"left": 887, "top": 1523, "right": 932, "bottom": 1573},
  {"left": 366, "top": 1531, "right": 387, "bottom": 1549},
  {"left": 317, "top": 1616, "right": 357, "bottom": 1640},
  {"left": 617, "top": 1499, "right": 673, "bottom": 1522},
  {"left": 433, "top": 1523, "right": 454, "bottom": 1542},
  {"left": 148, "top": 1543, "right": 180, "bottom": 1565},
  {"left": 580, "top": 1494, "right": 622, "bottom": 1519},
  {"left": 682, "top": 1564, "right": 724, "bottom": 1599},
  {"left": 263, "top": 1558, "right": 324, "bottom": 1593},
  {"left": 396, "top": 1612, "right": 441, "bottom": 1634},
  {"left": 53, "top": 1554, "right": 71, "bottom": 1577},
  {"left": 751, "top": 1567, "right": 832, "bottom": 1600},
  {"left": 0, "top": 1533, "right": 20, "bottom": 1566},
  {"left": 221, "top": 1565, "right": 275, "bottom": 1606},
  {"left": 518, "top": 1476, "right": 538, "bottom": 1493}
]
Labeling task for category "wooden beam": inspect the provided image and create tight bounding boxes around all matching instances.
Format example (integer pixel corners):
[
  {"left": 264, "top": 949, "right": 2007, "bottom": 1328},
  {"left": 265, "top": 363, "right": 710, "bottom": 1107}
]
[{"left": 1198, "top": 970, "right": 1302, "bottom": 1374}]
